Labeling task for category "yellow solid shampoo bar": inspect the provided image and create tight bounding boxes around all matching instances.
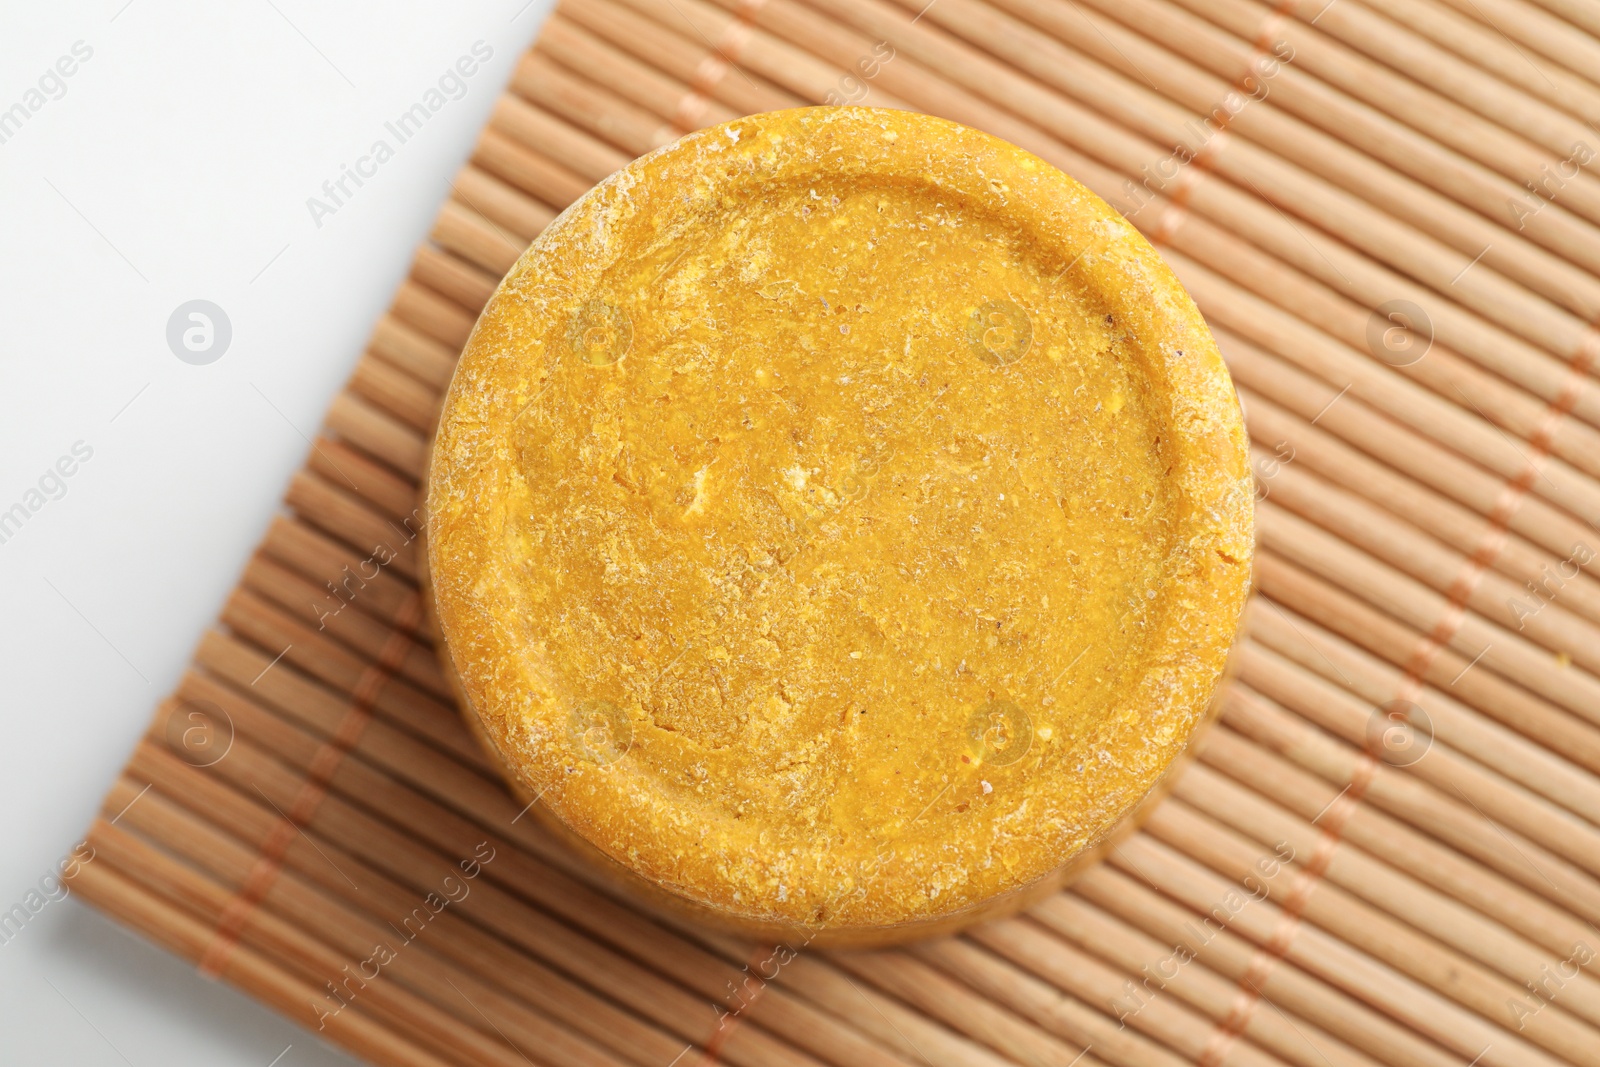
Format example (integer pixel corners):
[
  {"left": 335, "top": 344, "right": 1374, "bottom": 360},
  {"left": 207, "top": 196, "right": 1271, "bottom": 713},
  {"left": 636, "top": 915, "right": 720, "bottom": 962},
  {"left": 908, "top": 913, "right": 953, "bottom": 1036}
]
[{"left": 427, "top": 107, "right": 1253, "bottom": 944}]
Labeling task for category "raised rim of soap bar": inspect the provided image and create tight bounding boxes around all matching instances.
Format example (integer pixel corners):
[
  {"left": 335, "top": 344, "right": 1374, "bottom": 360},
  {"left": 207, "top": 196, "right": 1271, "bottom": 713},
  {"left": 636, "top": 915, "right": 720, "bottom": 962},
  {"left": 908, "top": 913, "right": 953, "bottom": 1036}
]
[{"left": 427, "top": 106, "right": 1253, "bottom": 940}]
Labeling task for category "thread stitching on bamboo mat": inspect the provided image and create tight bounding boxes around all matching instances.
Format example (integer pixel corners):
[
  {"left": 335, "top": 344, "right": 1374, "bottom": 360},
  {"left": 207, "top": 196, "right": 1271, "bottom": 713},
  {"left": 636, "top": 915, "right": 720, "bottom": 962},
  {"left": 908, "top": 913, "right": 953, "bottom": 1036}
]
[
  {"left": 1148, "top": 0, "right": 1291, "bottom": 249},
  {"left": 196, "top": 590, "right": 425, "bottom": 978},
  {"left": 668, "top": 0, "right": 768, "bottom": 135},
  {"left": 696, "top": 941, "right": 776, "bottom": 1066}
]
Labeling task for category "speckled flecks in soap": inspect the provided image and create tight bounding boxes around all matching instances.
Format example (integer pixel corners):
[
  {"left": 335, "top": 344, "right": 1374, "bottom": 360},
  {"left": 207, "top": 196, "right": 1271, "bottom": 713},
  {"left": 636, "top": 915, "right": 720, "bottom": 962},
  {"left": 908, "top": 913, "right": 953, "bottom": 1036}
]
[{"left": 428, "top": 107, "right": 1252, "bottom": 936}]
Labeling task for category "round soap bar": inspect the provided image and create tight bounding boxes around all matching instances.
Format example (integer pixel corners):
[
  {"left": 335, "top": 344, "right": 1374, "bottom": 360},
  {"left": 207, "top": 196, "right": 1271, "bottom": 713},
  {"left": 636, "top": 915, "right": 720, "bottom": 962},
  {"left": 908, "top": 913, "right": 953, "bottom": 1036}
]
[{"left": 427, "top": 107, "right": 1252, "bottom": 944}]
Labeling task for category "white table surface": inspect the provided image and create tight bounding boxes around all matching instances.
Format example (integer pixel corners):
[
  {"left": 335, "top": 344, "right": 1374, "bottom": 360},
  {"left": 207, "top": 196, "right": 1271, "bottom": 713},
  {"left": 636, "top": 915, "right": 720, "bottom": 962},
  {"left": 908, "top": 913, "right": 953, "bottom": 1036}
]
[{"left": 0, "top": 2, "right": 557, "bottom": 1061}]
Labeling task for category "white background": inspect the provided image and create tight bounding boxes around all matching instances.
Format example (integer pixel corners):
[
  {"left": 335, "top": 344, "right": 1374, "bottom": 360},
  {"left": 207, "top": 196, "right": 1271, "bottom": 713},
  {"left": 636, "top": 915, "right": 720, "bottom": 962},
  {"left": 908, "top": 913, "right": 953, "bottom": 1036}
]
[{"left": 0, "top": 1, "right": 555, "bottom": 1062}]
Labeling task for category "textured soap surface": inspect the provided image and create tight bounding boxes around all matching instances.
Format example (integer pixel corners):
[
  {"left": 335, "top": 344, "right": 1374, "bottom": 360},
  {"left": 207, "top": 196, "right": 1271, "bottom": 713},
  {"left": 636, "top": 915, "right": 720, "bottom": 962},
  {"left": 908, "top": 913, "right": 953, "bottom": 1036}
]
[{"left": 428, "top": 107, "right": 1252, "bottom": 933}]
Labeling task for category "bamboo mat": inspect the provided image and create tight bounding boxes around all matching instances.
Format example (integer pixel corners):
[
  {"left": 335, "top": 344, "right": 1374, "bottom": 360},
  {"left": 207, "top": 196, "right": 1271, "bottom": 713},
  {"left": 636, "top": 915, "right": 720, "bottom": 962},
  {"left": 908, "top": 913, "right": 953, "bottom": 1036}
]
[{"left": 69, "top": 0, "right": 1600, "bottom": 1064}]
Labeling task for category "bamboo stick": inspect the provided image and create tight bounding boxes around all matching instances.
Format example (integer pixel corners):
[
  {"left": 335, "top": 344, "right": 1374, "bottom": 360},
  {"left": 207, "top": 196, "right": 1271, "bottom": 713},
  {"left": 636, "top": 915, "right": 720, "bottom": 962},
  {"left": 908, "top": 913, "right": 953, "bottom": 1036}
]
[
  {"left": 96, "top": 806, "right": 636, "bottom": 1067},
  {"left": 392, "top": 279, "right": 476, "bottom": 351},
  {"left": 169, "top": 664, "right": 489, "bottom": 821},
  {"left": 440, "top": 193, "right": 533, "bottom": 275},
  {"left": 514, "top": 49, "right": 681, "bottom": 154},
  {"left": 1244, "top": 595, "right": 1600, "bottom": 823},
  {"left": 191, "top": 628, "right": 487, "bottom": 770},
  {"left": 731, "top": 0, "right": 1091, "bottom": 142},
  {"left": 99, "top": 774, "right": 790, "bottom": 1067},
  {"left": 143, "top": 673, "right": 930, "bottom": 1067},
  {"left": 1225, "top": 334, "right": 1596, "bottom": 557},
  {"left": 318, "top": 417, "right": 427, "bottom": 507},
  {"left": 325, "top": 391, "right": 429, "bottom": 480},
  {"left": 260, "top": 514, "right": 421, "bottom": 626},
  {"left": 832, "top": 952, "right": 1107, "bottom": 1067},
  {"left": 370, "top": 315, "right": 458, "bottom": 393},
  {"left": 431, "top": 198, "right": 524, "bottom": 278},
  {"left": 1283, "top": 0, "right": 1600, "bottom": 150},
  {"left": 1108, "top": 833, "right": 1563, "bottom": 1067},
  {"left": 1222, "top": 682, "right": 1600, "bottom": 922},
  {"left": 852, "top": 0, "right": 1600, "bottom": 357},
  {"left": 1067, "top": 866, "right": 1465, "bottom": 1067},
  {"left": 123, "top": 734, "right": 837, "bottom": 1067},
  {"left": 488, "top": 93, "right": 631, "bottom": 185},
  {"left": 991, "top": 0, "right": 1600, "bottom": 295},
  {"left": 712, "top": 951, "right": 1023, "bottom": 1067},
  {"left": 1239, "top": 383, "right": 1600, "bottom": 625},
  {"left": 1255, "top": 504, "right": 1600, "bottom": 725},
  {"left": 410, "top": 243, "right": 498, "bottom": 316},
  {"left": 1249, "top": 534, "right": 1600, "bottom": 776},
  {"left": 1094, "top": 0, "right": 1600, "bottom": 207},
  {"left": 450, "top": 158, "right": 559, "bottom": 242},
  {"left": 1428, "top": 0, "right": 1600, "bottom": 85},
  {"left": 1234, "top": 637, "right": 1600, "bottom": 880},
  {"left": 1170, "top": 764, "right": 1600, "bottom": 1030},
  {"left": 1023, "top": 895, "right": 1387, "bottom": 1067},
  {"left": 350, "top": 355, "right": 443, "bottom": 434},
  {"left": 471, "top": 127, "right": 590, "bottom": 215},
  {"left": 1371, "top": 0, "right": 1600, "bottom": 117},
  {"left": 1252, "top": 446, "right": 1600, "bottom": 666},
  {"left": 1165, "top": 0, "right": 1600, "bottom": 218},
  {"left": 686, "top": 918, "right": 1084, "bottom": 1067},
  {"left": 219, "top": 589, "right": 455, "bottom": 739},
  {"left": 1181, "top": 260, "right": 1600, "bottom": 526},
  {"left": 69, "top": 853, "right": 459, "bottom": 1067},
  {"left": 1140, "top": 799, "right": 1600, "bottom": 1065},
  {"left": 1286, "top": 0, "right": 1600, "bottom": 202},
  {"left": 561, "top": 0, "right": 803, "bottom": 119},
  {"left": 1200, "top": 723, "right": 1600, "bottom": 956},
  {"left": 916, "top": 936, "right": 1215, "bottom": 1067},
  {"left": 87, "top": 819, "right": 554, "bottom": 1067},
  {"left": 542, "top": 13, "right": 743, "bottom": 131},
  {"left": 281, "top": 471, "right": 420, "bottom": 582},
  {"left": 239, "top": 554, "right": 447, "bottom": 697},
  {"left": 1180, "top": 204, "right": 1600, "bottom": 460},
  {"left": 306, "top": 435, "right": 420, "bottom": 526},
  {"left": 1170, "top": 157, "right": 1600, "bottom": 456},
  {"left": 947, "top": 926, "right": 1295, "bottom": 1067},
  {"left": 1519, "top": 0, "right": 1600, "bottom": 38},
  {"left": 609, "top": 0, "right": 917, "bottom": 113},
  {"left": 1183, "top": 204, "right": 1600, "bottom": 459}
]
